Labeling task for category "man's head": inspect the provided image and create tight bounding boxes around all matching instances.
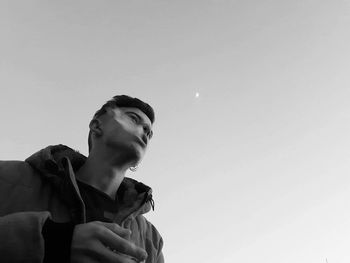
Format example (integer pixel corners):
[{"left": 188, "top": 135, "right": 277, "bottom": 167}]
[{"left": 88, "top": 95, "right": 155, "bottom": 163}]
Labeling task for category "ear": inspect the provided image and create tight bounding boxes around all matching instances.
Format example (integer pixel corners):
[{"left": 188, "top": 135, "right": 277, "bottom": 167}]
[{"left": 89, "top": 119, "right": 103, "bottom": 137}]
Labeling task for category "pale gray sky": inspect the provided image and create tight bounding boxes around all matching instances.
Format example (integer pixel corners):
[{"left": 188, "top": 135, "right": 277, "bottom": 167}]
[{"left": 1, "top": 1, "right": 350, "bottom": 262}]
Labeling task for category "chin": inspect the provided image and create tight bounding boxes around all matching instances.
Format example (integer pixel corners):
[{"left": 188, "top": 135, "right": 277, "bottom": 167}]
[
  {"left": 124, "top": 145, "right": 144, "bottom": 163},
  {"left": 133, "top": 149, "right": 144, "bottom": 163},
  {"left": 106, "top": 141, "right": 144, "bottom": 161},
  {"left": 131, "top": 142, "right": 145, "bottom": 158}
]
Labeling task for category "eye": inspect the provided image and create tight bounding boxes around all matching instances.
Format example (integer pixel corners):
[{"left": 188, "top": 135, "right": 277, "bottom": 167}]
[{"left": 128, "top": 113, "right": 139, "bottom": 123}]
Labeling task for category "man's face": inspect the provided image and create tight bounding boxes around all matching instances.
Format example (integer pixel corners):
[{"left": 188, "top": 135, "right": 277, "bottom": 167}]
[{"left": 98, "top": 106, "right": 153, "bottom": 163}]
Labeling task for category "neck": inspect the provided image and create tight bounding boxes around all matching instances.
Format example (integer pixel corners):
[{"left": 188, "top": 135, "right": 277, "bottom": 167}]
[{"left": 76, "top": 150, "right": 132, "bottom": 199}]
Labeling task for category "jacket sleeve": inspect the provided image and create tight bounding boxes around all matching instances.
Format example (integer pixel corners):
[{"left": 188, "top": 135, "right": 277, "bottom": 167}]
[
  {"left": 0, "top": 211, "right": 50, "bottom": 262},
  {"left": 144, "top": 219, "right": 165, "bottom": 263},
  {"left": 0, "top": 160, "right": 74, "bottom": 262},
  {"left": 155, "top": 238, "right": 164, "bottom": 263}
]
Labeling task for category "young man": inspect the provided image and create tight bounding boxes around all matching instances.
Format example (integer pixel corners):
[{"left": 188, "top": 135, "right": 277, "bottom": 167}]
[{"left": 0, "top": 95, "right": 164, "bottom": 263}]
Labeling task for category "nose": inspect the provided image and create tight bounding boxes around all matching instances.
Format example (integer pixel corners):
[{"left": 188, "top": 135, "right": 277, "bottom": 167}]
[{"left": 141, "top": 125, "right": 151, "bottom": 145}]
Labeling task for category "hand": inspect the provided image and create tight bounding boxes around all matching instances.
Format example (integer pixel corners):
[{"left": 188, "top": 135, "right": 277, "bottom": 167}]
[{"left": 70, "top": 221, "right": 148, "bottom": 263}]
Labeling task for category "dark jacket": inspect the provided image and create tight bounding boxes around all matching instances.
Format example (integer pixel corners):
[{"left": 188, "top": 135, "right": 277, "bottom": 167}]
[{"left": 0, "top": 144, "right": 164, "bottom": 262}]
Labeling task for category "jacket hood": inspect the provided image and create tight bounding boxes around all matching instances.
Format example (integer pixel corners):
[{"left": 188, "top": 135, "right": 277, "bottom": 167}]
[{"left": 25, "top": 144, "right": 154, "bottom": 220}]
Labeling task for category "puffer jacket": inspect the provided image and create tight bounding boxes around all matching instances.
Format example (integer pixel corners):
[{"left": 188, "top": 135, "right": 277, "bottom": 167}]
[{"left": 0, "top": 144, "right": 164, "bottom": 263}]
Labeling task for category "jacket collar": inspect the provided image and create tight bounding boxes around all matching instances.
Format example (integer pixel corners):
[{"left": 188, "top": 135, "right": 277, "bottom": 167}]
[{"left": 25, "top": 144, "right": 154, "bottom": 223}]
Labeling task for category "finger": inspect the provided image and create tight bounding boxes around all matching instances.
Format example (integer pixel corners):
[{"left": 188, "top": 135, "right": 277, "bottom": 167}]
[
  {"left": 96, "top": 222, "right": 131, "bottom": 239},
  {"left": 114, "top": 252, "right": 146, "bottom": 263},
  {"left": 93, "top": 243, "right": 140, "bottom": 263},
  {"left": 98, "top": 230, "right": 147, "bottom": 262}
]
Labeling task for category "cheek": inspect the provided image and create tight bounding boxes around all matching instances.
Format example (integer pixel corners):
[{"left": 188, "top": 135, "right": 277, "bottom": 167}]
[{"left": 110, "top": 120, "right": 136, "bottom": 137}]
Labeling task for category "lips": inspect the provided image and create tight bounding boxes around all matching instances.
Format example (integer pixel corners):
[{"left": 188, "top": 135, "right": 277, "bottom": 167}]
[{"left": 134, "top": 136, "right": 146, "bottom": 148}]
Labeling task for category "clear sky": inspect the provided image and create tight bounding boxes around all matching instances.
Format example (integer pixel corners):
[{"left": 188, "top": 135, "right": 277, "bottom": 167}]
[{"left": 1, "top": 1, "right": 350, "bottom": 262}]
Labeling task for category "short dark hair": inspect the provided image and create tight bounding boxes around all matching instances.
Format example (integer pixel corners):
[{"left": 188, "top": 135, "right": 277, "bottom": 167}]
[{"left": 88, "top": 95, "right": 155, "bottom": 152}]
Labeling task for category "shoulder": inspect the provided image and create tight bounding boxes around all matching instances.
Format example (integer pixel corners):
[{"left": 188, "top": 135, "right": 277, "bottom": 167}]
[{"left": 0, "top": 160, "right": 38, "bottom": 187}]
